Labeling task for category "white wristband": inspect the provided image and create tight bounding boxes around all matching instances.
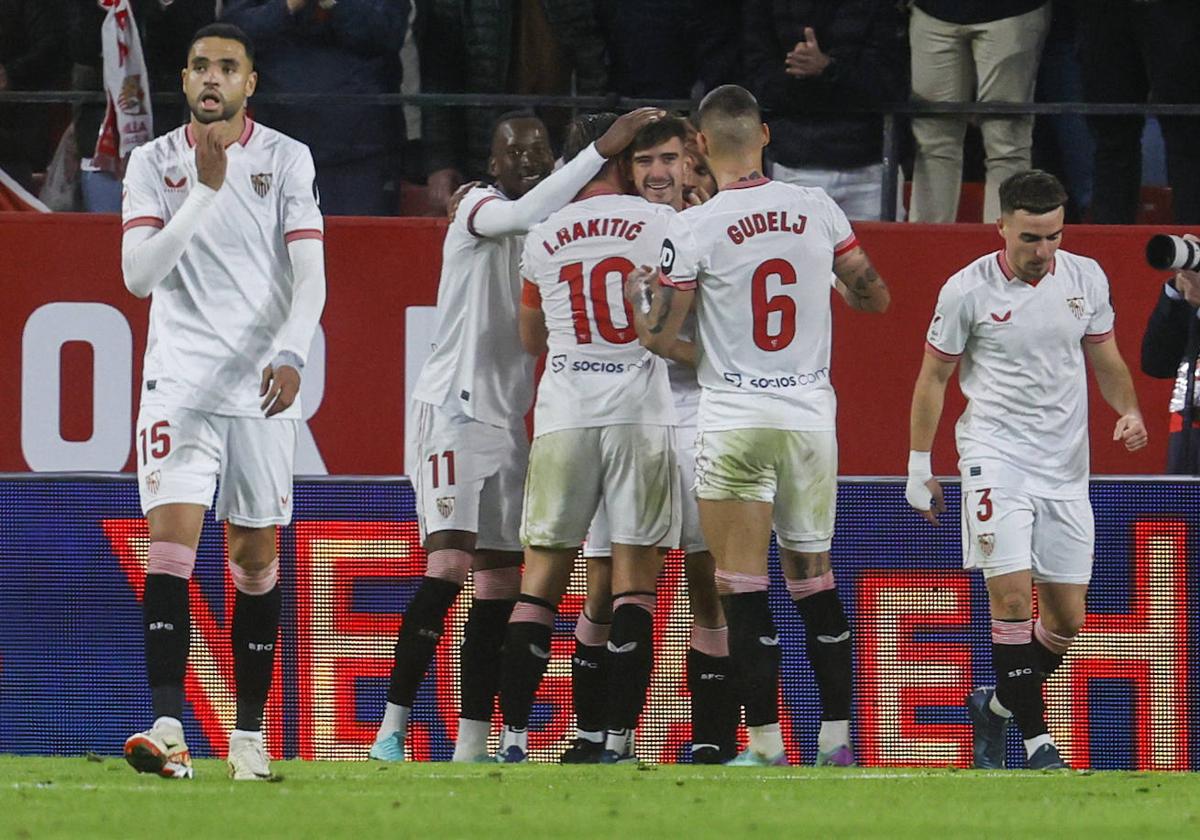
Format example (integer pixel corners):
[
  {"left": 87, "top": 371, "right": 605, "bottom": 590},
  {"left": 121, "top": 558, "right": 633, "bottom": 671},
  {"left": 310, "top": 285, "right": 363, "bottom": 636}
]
[{"left": 907, "top": 450, "right": 932, "bottom": 479}]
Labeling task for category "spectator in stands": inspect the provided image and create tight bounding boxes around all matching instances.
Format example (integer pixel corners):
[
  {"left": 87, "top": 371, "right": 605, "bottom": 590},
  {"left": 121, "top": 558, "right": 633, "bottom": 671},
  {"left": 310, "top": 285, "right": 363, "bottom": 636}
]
[
  {"left": 595, "top": 0, "right": 742, "bottom": 100},
  {"left": 0, "top": 0, "right": 70, "bottom": 193},
  {"left": 908, "top": 1, "right": 1051, "bottom": 223},
  {"left": 1079, "top": 1, "right": 1200, "bottom": 225},
  {"left": 69, "top": 1, "right": 217, "bottom": 212},
  {"left": 223, "top": 0, "right": 410, "bottom": 216},
  {"left": 421, "top": 0, "right": 607, "bottom": 214},
  {"left": 742, "top": 0, "right": 907, "bottom": 221},
  {"left": 1142, "top": 253, "right": 1200, "bottom": 474}
]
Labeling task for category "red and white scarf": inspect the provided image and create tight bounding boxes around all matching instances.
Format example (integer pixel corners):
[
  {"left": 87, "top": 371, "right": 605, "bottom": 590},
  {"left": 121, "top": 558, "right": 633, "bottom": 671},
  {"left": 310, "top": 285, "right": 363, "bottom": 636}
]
[{"left": 93, "top": 0, "right": 153, "bottom": 172}]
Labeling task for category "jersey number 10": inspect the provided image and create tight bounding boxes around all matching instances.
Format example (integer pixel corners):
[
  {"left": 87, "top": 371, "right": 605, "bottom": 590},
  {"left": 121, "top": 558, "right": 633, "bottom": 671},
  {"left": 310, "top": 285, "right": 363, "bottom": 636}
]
[{"left": 559, "top": 257, "right": 638, "bottom": 345}]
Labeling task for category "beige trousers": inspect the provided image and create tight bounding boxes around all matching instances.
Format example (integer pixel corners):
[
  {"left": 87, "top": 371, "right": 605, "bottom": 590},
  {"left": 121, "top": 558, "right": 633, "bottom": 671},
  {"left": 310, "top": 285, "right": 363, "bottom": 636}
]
[{"left": 909, "top": 4, "right": 1051, "bottom": 222}]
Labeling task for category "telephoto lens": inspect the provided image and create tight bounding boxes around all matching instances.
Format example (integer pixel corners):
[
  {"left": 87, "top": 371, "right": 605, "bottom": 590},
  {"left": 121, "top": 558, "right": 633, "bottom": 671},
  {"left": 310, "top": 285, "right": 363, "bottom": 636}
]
[{"left": 1146, "top": 234, "right": 1200, "bottom": 271}]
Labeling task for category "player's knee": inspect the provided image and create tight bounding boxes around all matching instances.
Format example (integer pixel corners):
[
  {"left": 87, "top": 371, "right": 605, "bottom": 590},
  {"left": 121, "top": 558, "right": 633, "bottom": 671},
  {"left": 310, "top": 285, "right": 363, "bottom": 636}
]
[
  {"left": 228, "top": 556, "right": 279, "bottom": 595},
  {"left": 991, "top": 590, "right": 1032, "bottom": 620},
  {"left": 426, "top": 548, "right": 472, "bottom": 587},
  {"left": 147, "top": 541, "right": 196, "bottom": 580},
  {"left": 780, "top": 549, "right": 830, "bottom": 579}
]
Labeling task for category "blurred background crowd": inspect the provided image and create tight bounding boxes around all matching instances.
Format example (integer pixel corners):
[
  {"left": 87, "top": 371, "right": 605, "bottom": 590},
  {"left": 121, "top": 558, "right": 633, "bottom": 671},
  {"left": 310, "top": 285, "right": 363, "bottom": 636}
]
[{"left": 0, "top": 0, "right": 1197, "bottom": 222}]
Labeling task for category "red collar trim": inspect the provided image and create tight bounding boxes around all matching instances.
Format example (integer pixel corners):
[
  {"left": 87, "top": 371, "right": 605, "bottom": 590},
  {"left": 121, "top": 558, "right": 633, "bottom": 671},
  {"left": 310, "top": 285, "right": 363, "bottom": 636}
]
[
  {"left": 722, "top": 175, "right": 771, "bottom": 191},
  {"left": 997, "top": 250, "right": 1055, "bottom": 287},
  {"left": 572, "top": 183, "right": 624, "bottom": 202},
  {"left": 185, "top": 116, "right": 255, "bottom": 149}
]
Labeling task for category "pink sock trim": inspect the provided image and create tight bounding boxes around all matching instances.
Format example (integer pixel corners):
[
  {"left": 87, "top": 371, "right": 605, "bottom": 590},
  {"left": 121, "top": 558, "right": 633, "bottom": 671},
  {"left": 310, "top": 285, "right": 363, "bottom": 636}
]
[
  {"left": 426, "top": 549, "right": 472, "bottom": 586},
  {"left": 991, "top": 618, "right": 1033, "bottom": 645},
  {"left": 474, "top": 566, "right": 520, "bottom": 600},
  {"left": 1034, "top": 618, "right": 1074, "bottom": 655},
  {"left": 575, "top": 613, "right": 611, "bottom": 646},
  {"left": 510, "top": 601, "right": 555, "bottom": 627},
  {"left": 690, "top": 625, "right": 729, "bottom": 658},
  {"left": 785, "top": 570, "right": 835, "bottom": 600},
  {"left": 229, "top": 557, "right": 279, "bottom": 595},
  {"left": 613, "top": 593, "right": 656, "bottom": 615},
  {"left": 147, "top": 542, "right": 196, "bottom": 580},
  {"left": 714, "top": 570, "right": 769, "bottom": 595}
]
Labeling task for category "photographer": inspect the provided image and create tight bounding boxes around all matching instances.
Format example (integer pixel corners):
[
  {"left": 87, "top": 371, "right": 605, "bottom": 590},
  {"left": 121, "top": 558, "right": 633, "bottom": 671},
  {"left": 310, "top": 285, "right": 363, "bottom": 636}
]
[{"left": 1141, "top": 234, "right": 1200, "bottom": 474}]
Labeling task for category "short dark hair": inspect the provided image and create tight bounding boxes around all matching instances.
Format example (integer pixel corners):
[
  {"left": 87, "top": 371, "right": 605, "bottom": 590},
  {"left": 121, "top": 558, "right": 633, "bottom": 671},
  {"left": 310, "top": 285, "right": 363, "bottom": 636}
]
[
  {"left": 563, "top": 112, "right": 618, "bottom": 163},
  {"left": 999, "top": 170, "right": 1067, "bottom": 215},
  {"left": 189, "top": 23, "right": 255, "bottom": 65},
  {"left": 695, "top": 85, "right": 761, "bottom": 157},
  {"left": 627, "top": 115, "right": 688, "bottom": 157}
]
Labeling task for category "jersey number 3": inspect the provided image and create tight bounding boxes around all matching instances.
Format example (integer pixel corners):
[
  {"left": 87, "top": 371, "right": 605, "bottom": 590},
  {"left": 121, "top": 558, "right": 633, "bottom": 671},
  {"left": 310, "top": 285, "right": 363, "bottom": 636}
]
[
  {"left": 751, "top": 259, "right": 798, "bottom": 352},
  {"left": 559, "top": 258, "right": 637, "bottom": 345}
]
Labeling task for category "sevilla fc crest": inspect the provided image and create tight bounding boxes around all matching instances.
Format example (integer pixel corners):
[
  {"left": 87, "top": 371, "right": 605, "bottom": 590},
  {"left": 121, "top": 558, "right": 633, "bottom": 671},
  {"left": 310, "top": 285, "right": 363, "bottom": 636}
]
[
  {"left": 145, "top": 469, "right": 162, "bottom": 496},
  {"left": 250, "top": 173, "right": 273, "bottom": 198},
  {"left": 977, "top": 532, "right": 995, "bottom": 558},
  {"left": 1066, "top": 297, "right": 1086, "bottom": 320},
  {"left": 436, "top": 497, "right": 455, "bottom": 518}
]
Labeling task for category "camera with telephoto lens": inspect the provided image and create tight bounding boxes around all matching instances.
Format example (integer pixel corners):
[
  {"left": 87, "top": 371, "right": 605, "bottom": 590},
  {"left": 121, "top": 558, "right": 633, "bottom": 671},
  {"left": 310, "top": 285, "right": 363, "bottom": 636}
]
[{"left": 1146, "top": 234, "right": 1200, "bottom": 271}]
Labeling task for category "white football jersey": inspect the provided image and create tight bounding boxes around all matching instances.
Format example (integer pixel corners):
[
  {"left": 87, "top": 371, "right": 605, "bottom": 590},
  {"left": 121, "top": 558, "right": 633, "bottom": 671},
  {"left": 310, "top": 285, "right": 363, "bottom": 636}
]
[
  {"left": 411, "top": 185, "right": 534, "bottom": 427},
  {"left": 665, "top": 177, "right": 857, "bottom": 432},
  {"left": 521, "top": 189, "right": 677, "bottom": 435},
  {"left": 667, "top": 312, "right": 701, "bottom": 429},
  {"left": 122, "top": 119, "right": 323, "bottom": 418},
  {"left": 925, "top": 249, "right": 1116, "bottom": 498}
]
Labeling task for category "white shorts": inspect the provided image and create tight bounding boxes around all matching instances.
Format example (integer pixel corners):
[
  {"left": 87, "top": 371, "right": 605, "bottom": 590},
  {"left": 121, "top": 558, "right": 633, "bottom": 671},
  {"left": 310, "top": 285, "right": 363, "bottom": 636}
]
[
  {"left": 961, "top": 487, "right": 1094, "bottom": 584},
  {"left": 407, "top": 401, "right": 528, "bottom": 552},
  {"left": 522, "top": 425, "right": 679, "bottom": 550},
  {"left": 135, "top": 402, "right": 298, "bottom": 527},
  {"left": 694, "top": 428, "right": 837, "bottom": 553},
  {"left": 584, "top": 425, "right": 705, "bottom": 558}
]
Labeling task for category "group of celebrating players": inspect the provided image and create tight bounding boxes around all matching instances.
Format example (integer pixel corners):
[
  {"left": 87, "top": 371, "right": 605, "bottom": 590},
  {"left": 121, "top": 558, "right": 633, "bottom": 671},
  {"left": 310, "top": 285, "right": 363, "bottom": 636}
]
[{"left": 118, "top": 23, "right": 1149, "bottom": 780}]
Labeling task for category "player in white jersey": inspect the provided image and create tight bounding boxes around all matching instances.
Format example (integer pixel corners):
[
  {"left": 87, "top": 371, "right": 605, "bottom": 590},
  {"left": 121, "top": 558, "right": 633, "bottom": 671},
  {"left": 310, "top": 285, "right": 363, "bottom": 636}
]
[
  {"left": 119, "top": 24, "right": 326, "bottom": 781},
  {"left": 564, "top": 117, "right": 737, "bottom": 765},
  {"left": 369, "top": 108, "right": 663, "bottom": 763},
  {"left": 633, "top": 86, "right": 892, "bottom": 766},
  {"left": 906, "top": 170, "right": 1148, "bottom": 771},
  {"left": 494, "top": 113, "right": 683, "bottom": 764}
]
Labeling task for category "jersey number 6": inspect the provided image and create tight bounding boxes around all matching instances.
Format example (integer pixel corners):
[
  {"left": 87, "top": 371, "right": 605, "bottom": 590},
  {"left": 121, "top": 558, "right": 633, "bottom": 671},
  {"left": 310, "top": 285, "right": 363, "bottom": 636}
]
[
  {"left": 751, "top": 258, "right": 797, "bottom": 352},
  {"left": 559, "top": 257, "right": 637, "bottom": 345}
]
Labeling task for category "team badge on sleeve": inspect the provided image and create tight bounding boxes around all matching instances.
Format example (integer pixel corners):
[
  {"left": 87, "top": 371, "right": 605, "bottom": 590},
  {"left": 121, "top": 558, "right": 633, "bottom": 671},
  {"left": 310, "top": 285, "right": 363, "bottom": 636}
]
[
  {"left": 250, "top": 173, "right": 273, "bottom": 198},
  {"left": 927, "top": 312, "right": 944, "bottom": 342},
  {"left": 659, "top": 238, "right": 676, "bottom": 275}
]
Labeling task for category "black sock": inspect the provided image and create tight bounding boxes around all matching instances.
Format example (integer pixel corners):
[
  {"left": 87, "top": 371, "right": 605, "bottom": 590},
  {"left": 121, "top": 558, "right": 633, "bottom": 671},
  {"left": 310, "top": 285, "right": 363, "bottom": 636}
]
[
  {"left": 605, "top": 602, "right": 654, "bottom": 732},
  {"left": 1033, "top": 637, "right": 1065, "bottom": 682},
  {"left": 498, "top": 596, "right": 555, "bottom": 730},
  {"left": 993, "top": 638, "right": 1047, "bottom": 739},
  {"left": 232, "top": 584, "right": 282, "bottom": 732},
  {"left": 793, "top": 588, "right": 852, "bottom": 721},
  {"left": 144, "top": 573, "right": 190, "bottom": 720},
  {"left": 387, "top": 577, "right": 461, "bottom": 706},
  {"left": 722, "top": 591, "right": 779, "bottom": 728},
  {"left": 459, "top": 598, "right": 515, "bottom": 722},
  {"left": 687, "top": 647, "right": 737, "bottom": 755},
  {"left": 572, "top": 636, "right": 609, "bottom": 736}
]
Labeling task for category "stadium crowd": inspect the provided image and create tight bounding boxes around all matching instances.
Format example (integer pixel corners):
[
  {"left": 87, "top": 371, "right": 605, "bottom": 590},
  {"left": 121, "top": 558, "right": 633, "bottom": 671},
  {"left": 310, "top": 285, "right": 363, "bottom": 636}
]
[{"left": 1, "top": 0, "right": 1197, "bottom": 221}]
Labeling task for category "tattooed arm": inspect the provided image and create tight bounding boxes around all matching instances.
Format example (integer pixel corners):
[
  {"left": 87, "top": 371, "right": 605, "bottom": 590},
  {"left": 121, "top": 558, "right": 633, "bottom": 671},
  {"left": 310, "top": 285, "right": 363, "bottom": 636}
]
[
  {"left": 625, "top": 266, "right": 696, "bottom": 365},
  {"left": 833, "top": 246, "right": 891, "bottom": 313}
]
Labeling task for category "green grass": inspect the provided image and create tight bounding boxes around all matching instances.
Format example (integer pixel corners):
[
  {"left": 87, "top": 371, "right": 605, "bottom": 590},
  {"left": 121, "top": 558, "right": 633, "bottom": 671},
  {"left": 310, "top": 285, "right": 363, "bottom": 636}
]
[{"left": 1, "top": 756, "right": 1197, "bottom": 839}]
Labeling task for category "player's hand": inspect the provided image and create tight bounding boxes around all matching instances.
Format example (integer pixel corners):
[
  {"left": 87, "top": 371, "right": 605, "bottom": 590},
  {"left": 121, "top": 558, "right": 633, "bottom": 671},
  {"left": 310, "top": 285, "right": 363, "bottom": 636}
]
[
  {"left": 260, "top": 364, "right": 301, "bottom": 417},
  {"left": 906, "top": 450, "right": 945, "bottom": 524},
  {"left": 595, "top": 107, "right": 667, "bottom": 159},
  {"left": 624, "top": 264, "right": 657, "bottom": 314},
  {"left": 683, "top": 184, "right": 710, "bottom": 207},
  {"left": 446, "top": 180, "right": 481, "bottom": 221},
  {"left": 1114, "top": 411, "right": 1148, "bottom": 452},
  {"left": 194, "top": 121, "right": 228, "bottom": 191},
  {"left": 785, "top": 27, "right": 831, "bottom": 78},
  {"left": 427, "top": 168, "right": 463, "bottom": 214}
]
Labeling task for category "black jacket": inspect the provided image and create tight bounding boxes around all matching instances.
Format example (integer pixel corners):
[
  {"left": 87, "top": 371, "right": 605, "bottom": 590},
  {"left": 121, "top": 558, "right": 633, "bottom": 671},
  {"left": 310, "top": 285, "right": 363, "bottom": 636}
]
[
  {"left": 1141, "top": 283, "right": 1198, "bottom": 380},
  {"left": 914, "top": 1, "right": 1046, "bottom": 26},
  {"left": 0, "top": 0, "right": 69, "bottom": 167},
  {"left": 743, "top": 0, "right": 907, "bottom": 171}
]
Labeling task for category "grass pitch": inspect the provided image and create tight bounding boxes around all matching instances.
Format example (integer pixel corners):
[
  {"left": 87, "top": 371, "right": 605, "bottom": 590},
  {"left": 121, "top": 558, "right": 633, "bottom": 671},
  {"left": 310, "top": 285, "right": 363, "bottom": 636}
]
[{"left": 1, "top": 756, "right": 1197, "bottom": 839}]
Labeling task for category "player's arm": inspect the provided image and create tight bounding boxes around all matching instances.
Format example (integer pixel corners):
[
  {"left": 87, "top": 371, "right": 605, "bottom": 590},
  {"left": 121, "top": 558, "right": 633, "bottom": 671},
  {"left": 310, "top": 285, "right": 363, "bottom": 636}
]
[
  {"left": 468, "top": 108, "right": 665, "bottom": 239},
  {"left": 122, "top": 126, "right": 226, "bottom": 298},
  {"left": 1084, "top": 335, "right": 1148, "bottom": 452},
  {"left": 519, "top": 279, "right": 548, "bottom": 356},
  {"left": 833, "top": 245, "right": 890, "bottom": 313},
  {"left": 908, "top": 349, "right": 956, "bottom": 524},
  {"left": 625, "top": 266, "right": 695, "bottom": 365}
]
